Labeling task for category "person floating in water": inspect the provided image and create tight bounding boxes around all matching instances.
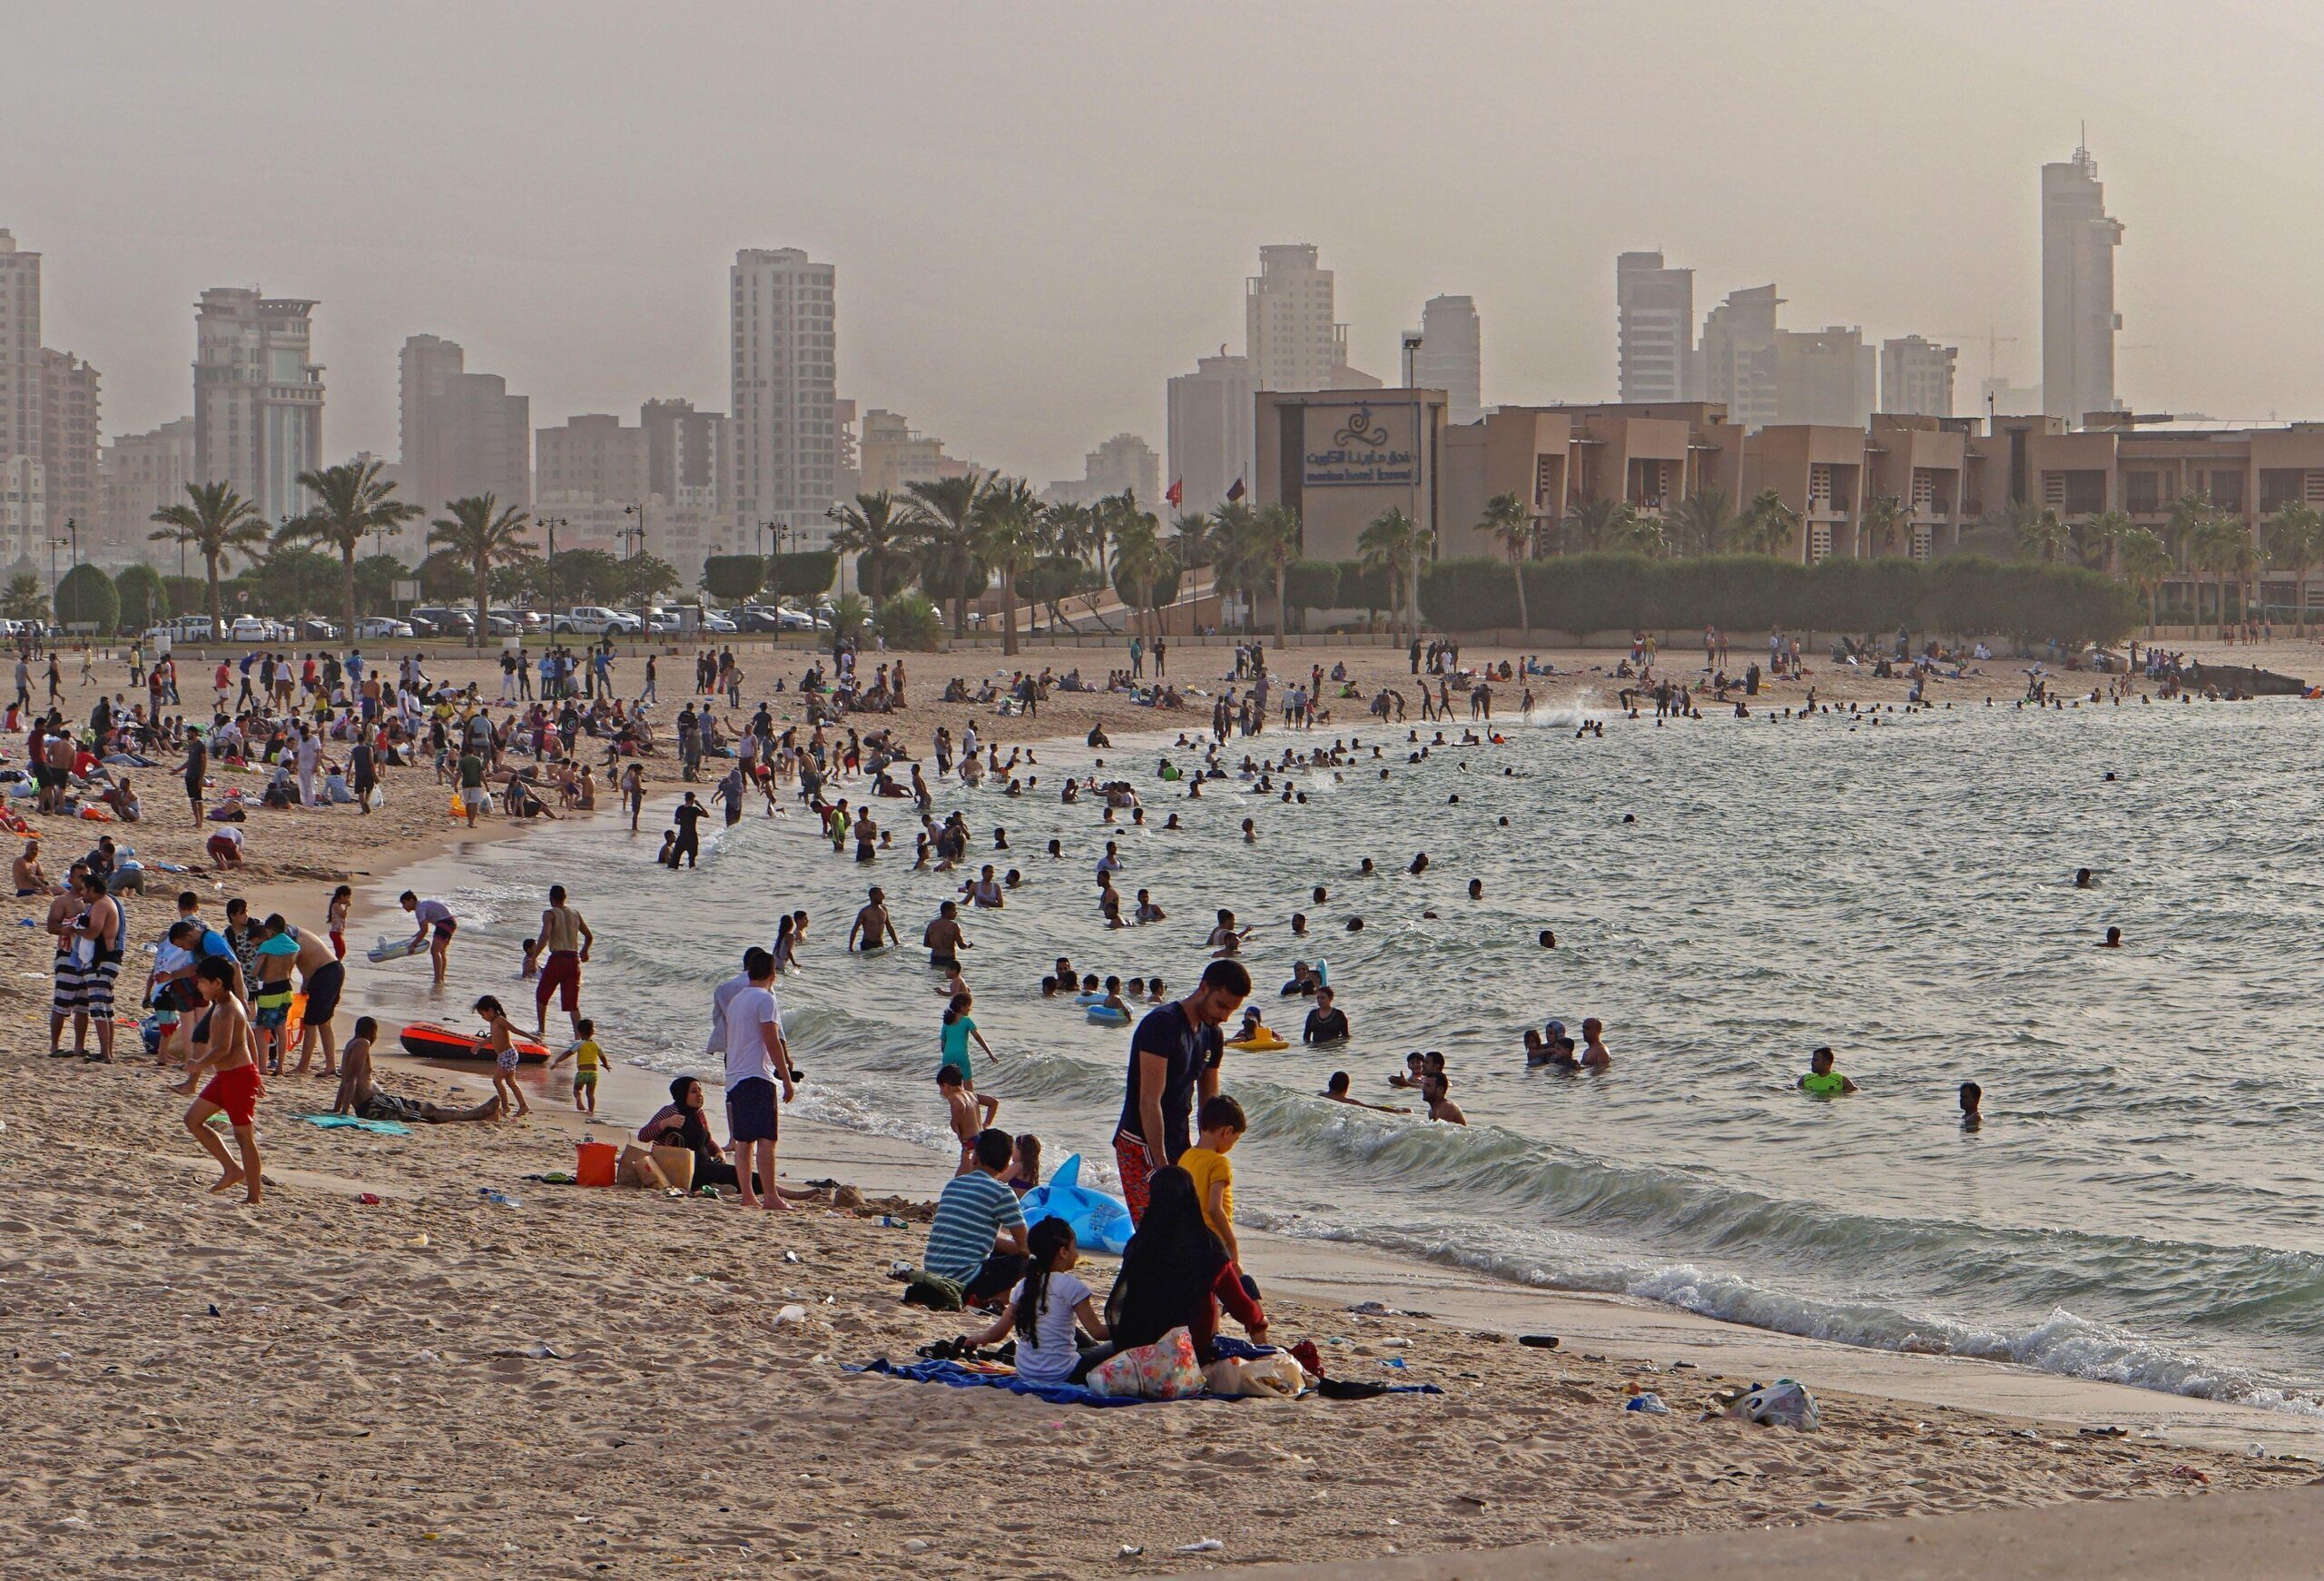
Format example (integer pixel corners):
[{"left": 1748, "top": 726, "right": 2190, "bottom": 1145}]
[
  {"left": 2100, "top": 925, "right": 2122, "bottom": 947},
  {"left": 1799, "top": 1046, "right": 1857, "bottom": 1096},
  {"left": 2074, "top": 867, "right": 2094, "bottom": 888},
  {"left": 1959, "top": 1081, "right": 1983, "bottom": 1131}
]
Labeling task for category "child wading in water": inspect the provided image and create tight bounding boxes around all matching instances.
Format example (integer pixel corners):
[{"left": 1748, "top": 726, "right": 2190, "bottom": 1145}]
[
  {"left": 551, "top": 1017, "right": 607, "bottom": 1113},
  {"left": 964, "top": 1218, "right": 1109, "bottom": 1383},
  {"left": 475, "top": 994, "right": 530, "bottom": 1119}
]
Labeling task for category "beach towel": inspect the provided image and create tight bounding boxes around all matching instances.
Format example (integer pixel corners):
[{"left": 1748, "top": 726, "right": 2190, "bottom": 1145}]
[
  {"left": 297, "top": 1113, "right": 412, "bottom": 1137},
  {"left": 845, "top": 1357, "right": 1441, "bottom": 1409}
]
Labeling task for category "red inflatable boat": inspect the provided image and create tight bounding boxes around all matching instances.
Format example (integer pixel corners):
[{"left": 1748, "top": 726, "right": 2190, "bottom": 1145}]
[{"left": 399, "top": 1021, "right": 552, "bottom": 1065}]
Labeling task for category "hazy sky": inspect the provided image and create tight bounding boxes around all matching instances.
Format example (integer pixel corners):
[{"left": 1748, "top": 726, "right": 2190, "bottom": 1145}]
[{"left": 15, "top": 0, "right": 2324, "bottom": 484}]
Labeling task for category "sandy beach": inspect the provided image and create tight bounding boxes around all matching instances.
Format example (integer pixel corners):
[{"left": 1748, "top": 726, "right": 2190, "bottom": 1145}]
[{"left": 8, "top": 630, "right": 2322, "bottom": 1578}]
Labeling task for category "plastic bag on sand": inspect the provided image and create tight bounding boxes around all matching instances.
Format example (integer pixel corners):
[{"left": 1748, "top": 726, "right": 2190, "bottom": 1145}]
[
  {"left": 1728, "top": 1378, "right": 1820, "bottom": 1430},
  {"left": 1086, "top": 1327, "right": 1204, "bottom": 1400},
  {"left": 1019, "top": 1152, "right": 1134, "bottom": 1256},
  {"left": 1203, "top": 1352, "right": 1307, "bottom": 1398}
]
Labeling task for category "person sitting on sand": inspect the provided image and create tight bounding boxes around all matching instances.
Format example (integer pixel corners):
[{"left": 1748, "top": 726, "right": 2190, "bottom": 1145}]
[
  {"left": 637, "top": 1075, "right": 743, "bottom": 1191},
  {"left": 1322, "top": 1071, "right": 1408, "bottom": 1112},
  {"left": 332, "top": 1017, "right": 502, "bottom": 1123},
  {"left": 1082, "top": 1164, "right": 1266, "bottom": 1375},
  {"left": 1799, "top": 1046, "right": 1858, "bottom": 1096},
  {"left": 13, "top": 838, "right": 48, "bottom": 896},
  {"left": 922, "top": 1127, "right": 1029, "bottom": 1303},
  {"left": 960, "top": 1218, "right": 1108, "bottom": 1381}
]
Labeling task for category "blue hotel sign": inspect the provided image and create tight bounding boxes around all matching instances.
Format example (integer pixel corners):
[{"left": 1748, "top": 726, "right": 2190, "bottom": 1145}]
[{"left": 1304, "top": 403, "right": 1419, "bottom": 487}]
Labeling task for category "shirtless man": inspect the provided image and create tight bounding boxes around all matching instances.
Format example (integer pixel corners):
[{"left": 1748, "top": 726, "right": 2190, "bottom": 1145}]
[
  {"left": 1421, "top": 1071, "right": 1467, "bottom": 1126},
  {"left": 923, "top": 899, "right": 969, "bottom": 974},
  {"left": 173, "top": 957, "right": 264, "bottom": 1203},
  {"left": 13, "top": 838, "right": 48, "bottom": 896},
  {"left": 1321, "top": 1071, "right": 1407, "bottom": 1113},
  {"left": 63, "top": 868, "right": 123, "bottom": 1062},
  {"left": 533, "top": 884, "right": 594, "bottom": 1041},
  {"left": 269, "top": 916, "right": 347, "bottom": 1075},
  {"left": 44, "top": 863, "right": 89, "bottom": 1057},
  {"left": 937, "top": 1063, "right": 1000, "bottom": 1175},
  {"left": 848, "top": 885, "right": 900, "bottom": 952},
  {"left": 331, "top": 1017, "right": 502, "bottom": 1123}
]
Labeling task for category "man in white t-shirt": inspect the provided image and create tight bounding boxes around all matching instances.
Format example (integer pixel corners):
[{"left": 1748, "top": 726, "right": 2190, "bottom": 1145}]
[{"left": 718, "top": 945, "right": 794, "bottom": 1210}]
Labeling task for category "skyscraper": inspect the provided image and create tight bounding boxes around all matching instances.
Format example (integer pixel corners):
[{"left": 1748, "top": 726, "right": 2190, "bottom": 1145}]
[
  {"left": 1699, "top": 285, "right": 1782, "bottom": 430},
  {"left": 1413, "top": 295, "right": 1482, "bottom": 425},
  {"left": 100, "top": 418, "right": 195, "bottom": 558},
  {"left": 1615, "top": 252, "right": 1695, "bottom": 404},
  {"left": 38, "top": 350, "right": 99, "bottom": 539},
  {"left": 1772, "top": 327, "right": 1877, "bottom": 429},
  {"left": 1880, "top": 336, "right": 1958, "bottom": 419},
  {"left": 1166, "top": 352, "right": 1257, "bottom": 517},
  {"left": 192, "top": 287, "right": 324, "bottom": 524},
  {"left": 398, "top": 333, "right": 529, "bottom": 513},
  {"left": 1243, "top": 244, "right": 1374, "bottom": 391},
  {"left": 2042, "top": 142, "right": 2124, "bottom": 429},
  {"left": 0, "top": 232, "right": 41, "bottom": 552},
  {"left": 641, "top": 399, "right": 727, "bottom": 512},
  {"left": 730, "top": 248, "right": 838, "bottom": 546}
]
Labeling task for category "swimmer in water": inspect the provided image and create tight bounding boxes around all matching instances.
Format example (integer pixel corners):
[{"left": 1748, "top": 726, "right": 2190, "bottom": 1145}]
[
  {"left": 1959, "top": 1081, "right": 1983, "bottom": 1131},
  {"left": 1290, "top": 912, "right": 1308, "bottom": 937},
  {"left": 1538, "top": 929, "right": 1556, "bottom": 949},
  {"left": 1409, "top": 853, "right": 1428, "bottom": 874},
  {"left": 2074, "top": 867, "right": 2093, "bottom": 888},
  {"left": 1467, "top": 878, "right": 1483, "bottom": 900},
  {"left": 2101, "top": 925, "right": 2122, "bottom": 947},
  {"left": 1358, "top": 858, "right": 1376, "bottom": 875},
  {"left": 1322, "top": 1071, "right": 1407, "bottom": 1114},
  {"left": 1798, "top": 1046, "right": 1857, "bottom": 1096}
]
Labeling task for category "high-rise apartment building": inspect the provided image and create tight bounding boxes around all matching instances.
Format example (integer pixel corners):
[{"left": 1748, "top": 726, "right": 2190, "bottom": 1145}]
[
  {"left": 1166, "top": 353, "right": 1258, "bottom": 518},
  {"left": 1699, "top": 285, "right": 1782, "bottom": 430},
  {"left": 398, "top": 334, "right": 530, "bottom": 512},
  {"left": 0, "top": 456, "right": 40, "bottom": 566},
  {"left": 1880, "top": 336, "right": 1958, "bottom": 419},
  {"left": 857, "top": 409, "right": 970, "bottom": 497},
  {"left": 730, "top": 248, "right": 838, "bottom": 545},
  {"left": 39, "top": 350, "right": 99, "bottom": 543},
  {"left": 1616, "top": 252, "right": 1696, "bottom": 404},
  {"left": 2042, "top": 143, "right": 2124, "bottom": 429},
  {"left": 641, "top": 399, "right": 727, "bottom": 512},
  {"left": 192, "top": 287, "right": 324, "bottom": 523},
  {"left": 1244, "top": 244, "right": 1374, "bottom": 392},
  {"left": 535, "top": 413, "right": 650, "bottom": 506},
  {"left": 1044, "top": 432, "right": 1161, "bottom": 509},
  {"left": 0, "top": 232, "right": 38, "bottom": 528},
  {"left": 1773, "top": 327, "right": 1878, "bottom": 429},
  {"left": 1413, "top": 295, "right": 1482, "bottom": 425},
  {"left": 100, "top": 418, "right": 196, "bottom": 559}
]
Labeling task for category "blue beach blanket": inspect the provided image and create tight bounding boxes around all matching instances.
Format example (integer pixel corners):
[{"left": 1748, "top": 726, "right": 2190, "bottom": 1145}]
[
  {"left": 845, "top": 1357, "right": 1443, "bottom": 1408},
  {"left": 297, "top": 1113, "right": 412, "bottom": 1136}
]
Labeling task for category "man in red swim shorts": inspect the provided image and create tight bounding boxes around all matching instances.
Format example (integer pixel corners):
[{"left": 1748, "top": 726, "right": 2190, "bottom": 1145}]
[{"left": 172, "top": 956, "right": 264, "bottom": 1204}]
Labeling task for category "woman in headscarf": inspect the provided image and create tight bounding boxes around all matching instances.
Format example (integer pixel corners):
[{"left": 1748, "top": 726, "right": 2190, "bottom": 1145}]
[
  {"left": 636, "top": 1076, "right": 740, "bottom": 1191},
  {"left": 1070, "top": 1164, "right": 1265, "bottom": 1379}
]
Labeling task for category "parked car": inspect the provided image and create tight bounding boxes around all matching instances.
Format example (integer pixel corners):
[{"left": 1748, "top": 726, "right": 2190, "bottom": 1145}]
[
  {"left": 355, "top": 616, "right": 415, "bottom": 639},
  {"left": 409, "top": 606, "right": 477, "bottom": 637},
  {"left": 293, "top": 616, "right": 341, "bottom": 640},
  {"left": 552, "top": 606, "right": 642, "bottom": 636},
  {"left": 482, "top": 613, "right": 522, "bottom": 637},
  {"left": 228, "top": 615, "right": 277, "bottom": 641},
  {"left": 734, "top": 606, "right": 788, "bottom": 634},
  {"left": 697, "top": 609, "right": 738, "bottom": 634}
]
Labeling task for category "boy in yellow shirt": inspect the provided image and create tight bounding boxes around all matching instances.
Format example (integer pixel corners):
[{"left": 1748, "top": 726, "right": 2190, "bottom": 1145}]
[
  {"left": 550, "top": 1018, "right": 609, "bottom": 1113},
  {"left": 1177, "top": 1095, "right": 1249, "bottom": 1270}
]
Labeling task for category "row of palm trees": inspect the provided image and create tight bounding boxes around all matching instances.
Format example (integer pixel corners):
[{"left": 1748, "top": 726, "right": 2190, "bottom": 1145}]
[
  {"left": 148, "top": 459, "right": 533, "bottom": 640},
  {"left": 1990, "top": 491, "right": 2324, "bottom": 636}
]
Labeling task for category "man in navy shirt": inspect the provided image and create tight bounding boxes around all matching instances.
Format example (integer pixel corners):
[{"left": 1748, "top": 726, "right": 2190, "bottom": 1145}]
[{"left": 1114, "top": 958, "right": 1250, "bottom": 1223}]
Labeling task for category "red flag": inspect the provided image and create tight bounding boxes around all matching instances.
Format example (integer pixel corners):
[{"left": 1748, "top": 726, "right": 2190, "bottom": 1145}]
[
  {"left": 1166, "top": 478, "right": 1183, "bottom": 508},
  {"left": 1226, "top": 478, "right": 1246, "bottom": 502}
]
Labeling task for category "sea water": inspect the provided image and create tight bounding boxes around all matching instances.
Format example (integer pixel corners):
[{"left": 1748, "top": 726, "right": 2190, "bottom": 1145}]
[{"left": 367, "top": 694, "right": 2324, "bottom": 1413}]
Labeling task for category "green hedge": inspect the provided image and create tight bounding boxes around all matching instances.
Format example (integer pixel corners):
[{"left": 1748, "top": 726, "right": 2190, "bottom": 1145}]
[
  {"left": 1283, "top": 559, "right": 1339, "bottom": 610},
  {"left": 1413, "top": 554, "right": 2138, "bottom": 646}
]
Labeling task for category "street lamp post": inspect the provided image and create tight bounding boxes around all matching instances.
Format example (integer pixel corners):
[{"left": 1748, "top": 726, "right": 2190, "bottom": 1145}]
[
  {"left": 539, "top": 515, "right": 565, "bottom": 618},
  {"left": 621, "top": 504, "right": 647, "bottom": 641},
  {"left": 47, "top": 537, "right": 62, "bottom": 632}
]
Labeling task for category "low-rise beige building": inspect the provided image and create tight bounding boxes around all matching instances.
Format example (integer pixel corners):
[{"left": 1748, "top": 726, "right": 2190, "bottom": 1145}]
[{"left": 1254, "top": 388, "right": 1451, "bottom": 565}]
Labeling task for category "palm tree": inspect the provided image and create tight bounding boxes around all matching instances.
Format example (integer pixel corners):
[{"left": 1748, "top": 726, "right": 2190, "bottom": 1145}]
[
  {"left": 2078, "top": 509, "right": 2132, "bottom": 572},
  {"left": 2115, "top": 525, "right": 2173, "bottom": 637},
  {"left": 150, "top": 480, "right": 268, "bottom": 638},
  {"left": 1357, "top": 507, "right": 1432, "bottom": 647},
  {"left": 2187, "top": 514, "right": 2248, "bottom": 637},
  {"left": 428, "top": 494, "right": 534, "bottom": 645},
  {"left": 970, "top": 477, "right": 1048, "bottom": 656},
  {"left": 2014, "top": 506, "right": 2073, "bottom": 565},
  {"left": 825, "top": 490, "right": 925, "bottom": 605},
  {"left": 1728, "top": 489, "right": 1801, "bottom": 558},
  {"left": 1247, "top": 503, "right": 1303, "bottom": 643},
  {"left": 1667, "top": 489, "right": 1733, "bottom": 558},
  {"left": 904, "top": 473, "right": 990, "bottom": 637},
  {"left": 1207, "top": 501, "right": 1263, "bottom": 629},
  {"left": 1475, "top": 490, "right": 1533, "bottom": 632},
  {"left": 283, "top": 458, "right": 423, "bottom": 640},
  {"left": 2268, "top": 503, "right": 2324, "bottom": 634},
  {"left": 1608, "top": 510, "right": 1668, "bottom": 558},
  {"left": 0, "top": 573, "right": 48, "bottom": 623},
  {"left": 1111, "top": 512, "right": 1169, "bottom": 640},
  {"left": 1169, "top": 510, "right": 1214, "bottom": 573},
  {"left": 1561, "top": 496, "right": 1637, "bottom": 555},
  {"left": 1860, "top": 495, "right": 1909, "bottom": 559}
]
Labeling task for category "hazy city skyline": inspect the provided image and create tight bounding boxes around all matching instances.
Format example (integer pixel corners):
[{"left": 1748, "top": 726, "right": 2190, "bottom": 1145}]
[{"left": 16, "top": 0, "right": 2324, "bottom": 489}]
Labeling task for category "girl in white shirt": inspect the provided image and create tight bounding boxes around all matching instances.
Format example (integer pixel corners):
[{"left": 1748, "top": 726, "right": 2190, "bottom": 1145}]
[{"left": 966, "top": 1220, "right": 1108, "bottom": 1384}]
